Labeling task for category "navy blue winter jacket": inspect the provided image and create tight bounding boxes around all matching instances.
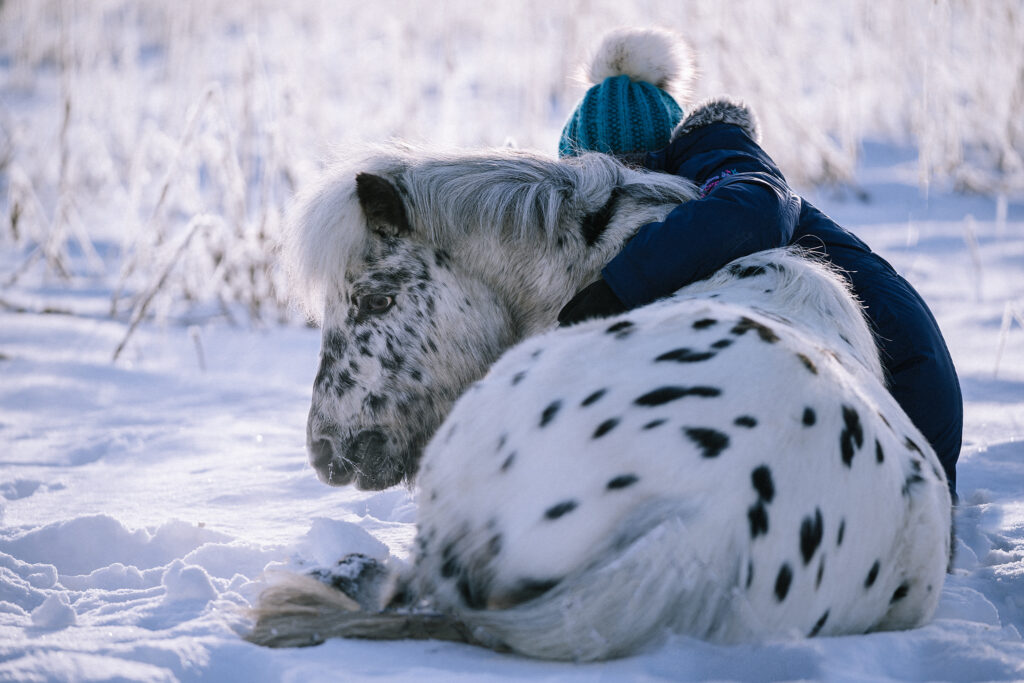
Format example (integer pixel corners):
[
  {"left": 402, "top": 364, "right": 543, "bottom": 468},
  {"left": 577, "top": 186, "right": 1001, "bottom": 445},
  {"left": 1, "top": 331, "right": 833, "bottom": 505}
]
[{"left": 601, "top": 99, "right": 963, "bottom": 496}]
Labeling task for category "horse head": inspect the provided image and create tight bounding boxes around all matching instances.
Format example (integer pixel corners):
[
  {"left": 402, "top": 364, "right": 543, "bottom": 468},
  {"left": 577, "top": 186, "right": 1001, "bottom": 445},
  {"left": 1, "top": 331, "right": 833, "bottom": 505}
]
[
  {"left": 289, "top": 147, "right": 698, "bottom": 489},
  {"left": 302, "top": 172, "right": 516, "bottom": 489}
]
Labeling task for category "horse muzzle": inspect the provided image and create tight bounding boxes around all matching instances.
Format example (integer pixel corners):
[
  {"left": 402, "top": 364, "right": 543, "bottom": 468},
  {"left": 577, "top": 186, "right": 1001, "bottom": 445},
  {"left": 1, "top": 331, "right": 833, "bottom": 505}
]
[{"left": 307, "top": 427, "right": 400, "bottom": 490}]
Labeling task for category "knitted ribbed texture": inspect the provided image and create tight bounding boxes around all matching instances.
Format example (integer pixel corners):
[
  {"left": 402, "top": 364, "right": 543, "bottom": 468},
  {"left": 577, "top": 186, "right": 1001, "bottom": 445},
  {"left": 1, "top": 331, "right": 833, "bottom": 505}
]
[{"left": 559, "top": 75, "right": 683, "bottom": 158}]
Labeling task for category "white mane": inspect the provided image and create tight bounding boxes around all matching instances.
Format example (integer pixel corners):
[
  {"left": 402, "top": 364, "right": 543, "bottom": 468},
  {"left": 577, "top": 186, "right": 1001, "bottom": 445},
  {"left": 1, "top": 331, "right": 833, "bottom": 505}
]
[{"left": 283, "top": 144, "right": 697, "bottom": 320}]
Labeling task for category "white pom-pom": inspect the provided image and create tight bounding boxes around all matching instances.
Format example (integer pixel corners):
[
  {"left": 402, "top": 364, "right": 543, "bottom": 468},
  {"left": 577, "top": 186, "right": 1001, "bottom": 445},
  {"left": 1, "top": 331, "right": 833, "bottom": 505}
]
[{"left": 583, "top": 27, "right": 695, "bottom": 101}]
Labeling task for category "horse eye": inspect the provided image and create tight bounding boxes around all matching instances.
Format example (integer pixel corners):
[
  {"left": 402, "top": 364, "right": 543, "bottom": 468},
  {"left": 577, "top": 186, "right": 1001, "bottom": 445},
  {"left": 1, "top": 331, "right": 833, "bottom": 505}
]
[{"left": 359, "top": 294, "right": 395, "bottom": 315}]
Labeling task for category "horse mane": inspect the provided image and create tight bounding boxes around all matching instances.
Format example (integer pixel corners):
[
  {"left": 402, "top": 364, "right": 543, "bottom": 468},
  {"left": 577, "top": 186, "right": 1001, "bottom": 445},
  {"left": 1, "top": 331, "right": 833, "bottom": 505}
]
[{"left": 283, "top": 143, "right": 697, "bottom": 320}]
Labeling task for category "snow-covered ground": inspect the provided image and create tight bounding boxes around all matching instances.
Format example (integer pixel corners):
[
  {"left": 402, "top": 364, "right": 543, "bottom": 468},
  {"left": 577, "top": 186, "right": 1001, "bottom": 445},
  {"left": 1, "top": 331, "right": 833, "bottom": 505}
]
[
  {"left": 1, "top": 144, "right": 1023, "bottom": 683},
  {"left": 2, "top": 2, "right": 1024, "bottom": 681}
]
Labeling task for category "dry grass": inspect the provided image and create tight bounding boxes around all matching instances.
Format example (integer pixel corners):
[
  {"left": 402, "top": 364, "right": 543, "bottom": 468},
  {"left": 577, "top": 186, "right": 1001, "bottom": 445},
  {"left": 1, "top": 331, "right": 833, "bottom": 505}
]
[{"left": 1, "top": 0, "right": 1021, "bottom": 329}]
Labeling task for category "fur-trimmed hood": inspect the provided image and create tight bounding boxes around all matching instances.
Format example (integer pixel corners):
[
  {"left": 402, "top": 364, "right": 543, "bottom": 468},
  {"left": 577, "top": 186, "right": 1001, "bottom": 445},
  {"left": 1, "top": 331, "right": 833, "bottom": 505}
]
[{"left": 672, "top": 97, "right": 760, "bottom": 143}]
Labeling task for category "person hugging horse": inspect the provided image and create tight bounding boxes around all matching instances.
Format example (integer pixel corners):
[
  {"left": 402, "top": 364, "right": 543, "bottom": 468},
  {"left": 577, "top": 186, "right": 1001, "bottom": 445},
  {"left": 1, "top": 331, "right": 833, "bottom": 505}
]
[{"left": 556, "top": 28, "right": 963, "bottom": 502}]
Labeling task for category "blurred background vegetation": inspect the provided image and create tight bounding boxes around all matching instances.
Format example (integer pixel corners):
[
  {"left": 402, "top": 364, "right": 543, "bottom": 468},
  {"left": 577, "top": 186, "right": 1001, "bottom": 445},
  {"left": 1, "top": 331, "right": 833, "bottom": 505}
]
[{"left": 1, "top": 0, "right": 1021, "bottom": 326}]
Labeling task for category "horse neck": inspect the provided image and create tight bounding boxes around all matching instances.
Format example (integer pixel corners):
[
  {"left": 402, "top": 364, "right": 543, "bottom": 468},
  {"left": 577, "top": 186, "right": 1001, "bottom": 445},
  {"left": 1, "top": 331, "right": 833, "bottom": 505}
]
[
  {"left": 398, "top": 150, "right": 700, "bottom": 340},
  {"left": 443, "top": 219, "right": 636, "bottom": 340}
]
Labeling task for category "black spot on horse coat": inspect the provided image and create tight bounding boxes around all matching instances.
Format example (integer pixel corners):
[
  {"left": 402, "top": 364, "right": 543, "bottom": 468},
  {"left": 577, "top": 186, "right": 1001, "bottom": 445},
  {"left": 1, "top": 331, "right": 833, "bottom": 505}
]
[
  {"left": 544, "top": 500, "right": 578, "bottom": 520},
  {"left": 593, "top": 418, "right": 619, "bottom": 438},
  {"left": 731, "top": 316, "right": 780, "bottom": 343},
  {"left": 865, "top": 560, "right": 880, "bottom": 588},
  {"left": 655, "top": 348, "right": 716, "bottom": 363},
  {"left": 606, "top": 474, "right": 639, "bottom": 490},
  {"left": 749, "top": 502, "right": 769, "bottom": 539},
  {"left": 606, "top": 320, "right": 634, "bottom": 338},
  {"left": 684, "top": 427, "right": 730, "bottom": 458},
  {"left": 635, "top": 386, "right": 721, "bottom": 406},
  {"left": 840, "top": 405, "right": 864, "bottom": 467},
  {"left": 809, "top": 609, "right": 830, "bottom": 637},
  {"left": 540, "top": 400, "right": 561, "bottom": 427},
  {"left": 800, "top": 508, "right": 824, "bottom": 565},
  {"left": 752, "top": 465, "right": 775, "bottom": 502},
  {"left": 775, "top": 564, "right": 793, "bottom": 601}
]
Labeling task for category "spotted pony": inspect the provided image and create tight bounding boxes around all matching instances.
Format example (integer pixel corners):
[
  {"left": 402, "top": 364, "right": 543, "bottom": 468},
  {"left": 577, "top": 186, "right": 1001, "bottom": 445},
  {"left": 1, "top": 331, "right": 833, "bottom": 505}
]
[{"left": 249, "top": 143, "right": 951, "bottom": 660}]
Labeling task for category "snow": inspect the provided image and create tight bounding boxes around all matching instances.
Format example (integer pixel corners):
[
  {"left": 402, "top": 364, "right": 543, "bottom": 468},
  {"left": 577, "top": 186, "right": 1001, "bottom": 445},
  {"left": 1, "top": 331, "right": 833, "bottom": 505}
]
[
  {"left": 31, "top": 593, "right": 77, "bottom": 630},
  {"left": 2, "top": 2, "right": 1024, "bottom": 681},
  {"left": 1, "top": 145, "right": 1022, "bottom": 683}
]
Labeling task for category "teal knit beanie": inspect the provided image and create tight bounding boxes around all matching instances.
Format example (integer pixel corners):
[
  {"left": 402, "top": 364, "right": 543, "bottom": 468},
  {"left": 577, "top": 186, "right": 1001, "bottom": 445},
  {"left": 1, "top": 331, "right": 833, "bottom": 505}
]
[
  {"left": 559, "top": 75, "right": 683, "bottom": 157},
  {"left": 558, "top": 28, "right": 694, "bottom": 158}
]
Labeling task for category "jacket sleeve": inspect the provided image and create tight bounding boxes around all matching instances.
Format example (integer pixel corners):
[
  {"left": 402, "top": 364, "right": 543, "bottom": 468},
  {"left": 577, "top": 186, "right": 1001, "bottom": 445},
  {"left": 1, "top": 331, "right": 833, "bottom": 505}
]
[{"left": 601, "top": 98, "right": 802, "bottom": 309}]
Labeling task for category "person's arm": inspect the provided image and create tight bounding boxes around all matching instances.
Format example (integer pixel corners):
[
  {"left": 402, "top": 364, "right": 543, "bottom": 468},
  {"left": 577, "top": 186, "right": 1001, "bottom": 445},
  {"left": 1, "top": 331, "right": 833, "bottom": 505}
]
[
  {"left": 559, "top": 99, "right": 801, "bottom": 324},
  {"left": 604, "top": 98, "right": 801, "bottom": 308},
  {"left": 604, "top": 172, "right": 800, "bottom": 307}
]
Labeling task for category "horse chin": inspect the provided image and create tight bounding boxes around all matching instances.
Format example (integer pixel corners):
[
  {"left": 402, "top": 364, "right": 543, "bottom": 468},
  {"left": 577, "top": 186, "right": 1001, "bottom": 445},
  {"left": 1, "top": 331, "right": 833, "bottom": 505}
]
[
  {"left": 312, "top": 454, "right": 356, "bottom": 487},
  {"left": 309, "top": 428, "right": 397, "bottom": 488},
  {"left": 353, "top": 468, "right": 405, "bottom": 491},
  {"left": 313, "top": 450, "right": 404, "bottom": 490},
  {"left": 351, "top": 452, "right": 408, "bottom": 490},
  {"left": 355, "top": 439, "right": 426, "bottom": 490},
  {"left": 308, "top": 423, "right": 423, "bottom": 490}
]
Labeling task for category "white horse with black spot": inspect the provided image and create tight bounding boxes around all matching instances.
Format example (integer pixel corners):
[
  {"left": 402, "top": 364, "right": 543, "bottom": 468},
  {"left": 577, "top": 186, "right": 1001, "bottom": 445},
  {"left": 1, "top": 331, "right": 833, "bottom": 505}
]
[{"left": 248, "top": 139, "right": 951, "bottom": 660}]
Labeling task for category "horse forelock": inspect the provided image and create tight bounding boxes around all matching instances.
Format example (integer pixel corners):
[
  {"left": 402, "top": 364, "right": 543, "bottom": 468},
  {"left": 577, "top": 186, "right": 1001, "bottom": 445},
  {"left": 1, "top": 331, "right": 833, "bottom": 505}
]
[{"left": 283, "top": 148, "right": 410, "bottom": 321}]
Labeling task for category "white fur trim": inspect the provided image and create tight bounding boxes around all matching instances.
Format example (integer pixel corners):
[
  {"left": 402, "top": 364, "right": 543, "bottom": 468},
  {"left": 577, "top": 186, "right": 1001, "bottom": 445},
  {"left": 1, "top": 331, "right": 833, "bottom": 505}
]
[
  {"left": 584, "top": 27, "right": 695, "bottom": 102},
  {"left": 672, "top": 96, "right": 761, "bottom": 143}
]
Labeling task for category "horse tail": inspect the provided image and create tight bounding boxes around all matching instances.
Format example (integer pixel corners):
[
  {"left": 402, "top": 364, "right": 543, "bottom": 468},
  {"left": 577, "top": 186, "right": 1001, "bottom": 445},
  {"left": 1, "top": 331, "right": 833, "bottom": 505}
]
[
  {"left": 244, "top": 572, "right": 488, "bottom": 649},
  {"left": 247, "top": 508, "right": 746, "bottom": 660}
]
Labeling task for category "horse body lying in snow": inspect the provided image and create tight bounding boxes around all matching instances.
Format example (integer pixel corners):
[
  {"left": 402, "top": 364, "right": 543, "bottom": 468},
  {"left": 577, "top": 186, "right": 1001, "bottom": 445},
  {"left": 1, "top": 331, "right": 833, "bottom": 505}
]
[{"left": 250, "top": 146, "right": 951, "bottom": 660}]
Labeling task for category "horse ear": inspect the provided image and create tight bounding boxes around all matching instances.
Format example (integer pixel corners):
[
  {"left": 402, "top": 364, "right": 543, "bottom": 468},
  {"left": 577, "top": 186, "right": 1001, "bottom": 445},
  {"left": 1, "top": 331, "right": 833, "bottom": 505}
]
[{"left": 355, "top": 173, "right": 411, "bottom": 237}]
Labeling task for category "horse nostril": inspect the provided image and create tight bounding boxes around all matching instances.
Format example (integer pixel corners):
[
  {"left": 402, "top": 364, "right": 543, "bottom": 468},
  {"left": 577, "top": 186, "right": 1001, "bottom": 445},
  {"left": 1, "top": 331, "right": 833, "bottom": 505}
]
[
  {"left": 306, "top": 427, "right": 388, "bottom": 488},
  {"left": 308, "top": 434, "right": 355, "bottom": 486},
  {"left": 351, "top": 429, "right": 386, "bottom": 459},
  {"left": 308, "top": 437, "right": 335, "bottom": 470}
]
